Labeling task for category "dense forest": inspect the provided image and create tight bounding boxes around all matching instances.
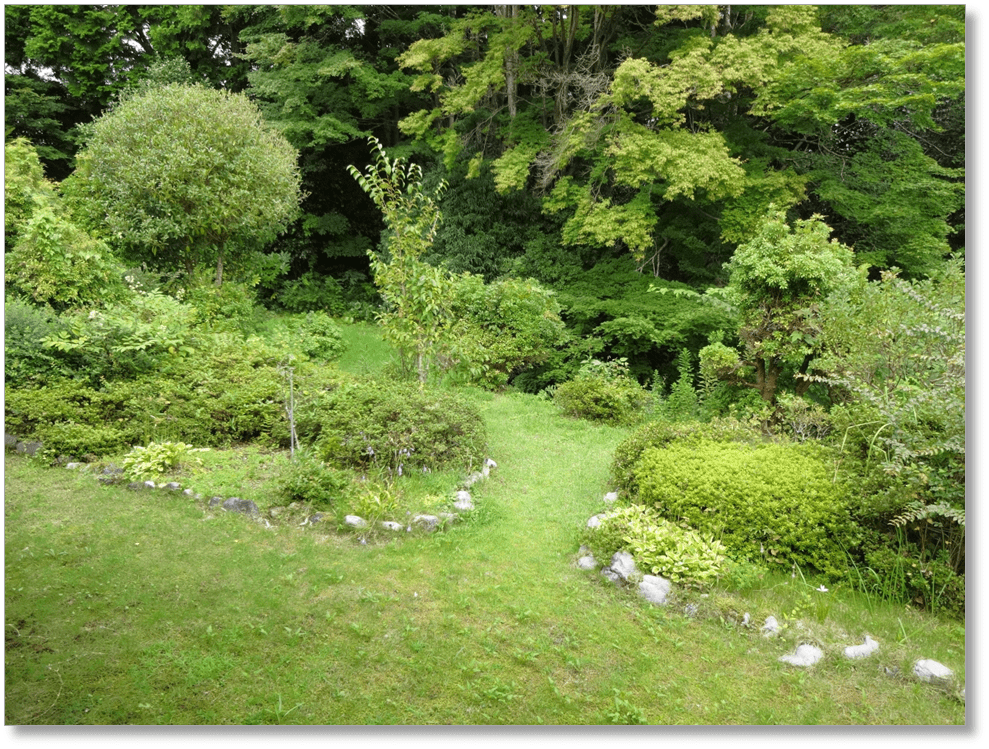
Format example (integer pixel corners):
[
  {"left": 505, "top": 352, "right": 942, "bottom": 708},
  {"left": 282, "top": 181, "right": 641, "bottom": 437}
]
[{"left": 5, "top": 5, "right": 966, "bottom": 618}]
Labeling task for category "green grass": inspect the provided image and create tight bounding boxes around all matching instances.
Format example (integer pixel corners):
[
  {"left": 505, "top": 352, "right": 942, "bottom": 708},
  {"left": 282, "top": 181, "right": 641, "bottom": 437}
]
[{"left": 3, "top": 323, "right": 967, "bottom": 725}]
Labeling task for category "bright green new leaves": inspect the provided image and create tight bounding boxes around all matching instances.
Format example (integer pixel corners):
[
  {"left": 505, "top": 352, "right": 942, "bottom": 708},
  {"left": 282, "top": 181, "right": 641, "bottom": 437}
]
[{"left": 66, "top": 83, "right": 303, "bottom": 285}]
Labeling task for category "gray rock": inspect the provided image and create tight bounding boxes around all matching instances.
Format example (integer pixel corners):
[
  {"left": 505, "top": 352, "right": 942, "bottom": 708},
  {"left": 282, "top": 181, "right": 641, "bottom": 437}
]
[
  {"left": 761, "top": 616, "right": 781, "bottom": 638},
  {"left": 485, "top": 458, "right": 497, "bottom": 470},
  {"left": 576, "top": 555, "right": 598, "bottom": 571},
  {"left": 586, "top": 513, "right": 611, "bottom": 529},
  {"left": 221, "top": 498, "right": 259, "bottom": 517},
  {"left": 308, "top": 513, "right": 325, "bottom": 525},
  {"left": 639, "top": 575, "right": 671, "bottom": 605},
  {"left": 143, "top": 481, "right": 156, "bottom": 489},
  {"left": 344, "top": 515, "right": 367, "bottom": 528},
  {"left": 412, "top": 514, "right": 440, "bottom": 531},
  {"left": 603, "top": 491, "right": 619, "bottom": 504},
  {"left": 741, "top": 613, "right": 751, "bottom": 627},
  {"left": 380, "top": 521, "right": 403, "bottom": 532},
  {"left": 16, "top": 440, "right": 43, "bottom": 456},
  {"left": 464, "top": 471, "right": 485, "bottom": 487},
  {"left": 208, "top": 496, "right": 225, "bottom": 508},
  {"left": 162, "top": 482, "right": 182, "bottom": 491},
  {"left": 913, "top": 659, "right": 954, "bottom": 683},
  {"left": 844, "top": 636, "right": 880, "bottom": 660},
  {"left": 66, "top": 462, "right": 83, "bottom": 470},
  {"left": 127, "top": 482, "right": 146, "bottom": 491},
  {"left": 608, "top": 551, "right": 639, "bottom": 582},
  {"left": 5, "top": 433, "right": 19, "bottom": 451},
  {"left": 183, "top": 489, "right": 195, "bottom": 497},
  {"left": 100, "top": 463, "right": 123, "bottom": 475},
  {"left": 779, "top": 644, "right": 824, "bottom": 667}
]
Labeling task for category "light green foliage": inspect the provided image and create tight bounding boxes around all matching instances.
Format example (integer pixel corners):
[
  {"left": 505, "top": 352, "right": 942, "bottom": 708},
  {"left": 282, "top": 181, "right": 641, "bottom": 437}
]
[
  {"left": 4, "top": 138, "right": 59, "bottom": 245},
  {"left": 445, "top": 274, "right": 566, "bottom": 390},
  {"left": 349, "top": 137, "right": 452, "bottom": 384},
  {"left": 65, "top": 83, "right": 303, "bottom": 285},
  {"left": 654, "top": 350, "right": 700, "bottom": 422},
  {"left": 552, "top": 358, "right": 649, "bottom": 426},
  {"left": 5, "top": 206, "right": 128, "bottom": 311},
  {"left": 610, "top": 417, "right": 764, "bottom": 497},
  {"left": 635, "top": 439, "right": 861, "bottom": 579},
  {"left": 121, "top": 441, "right": 208, "bottom": 481},
  {"left": 308, "top": 379, "right": 487, "bottom": 475},
  {"left": 812, "top": 261, "right": 965, "bottom": 572},
  {"left": 717, "top": 209, "right": 855, "bottom": 404}
]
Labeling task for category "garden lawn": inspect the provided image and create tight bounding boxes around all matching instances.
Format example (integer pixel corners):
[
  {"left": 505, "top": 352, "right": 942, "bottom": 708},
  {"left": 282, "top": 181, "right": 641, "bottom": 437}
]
[{"left": 3, "top": 353, "right": 966, "bottom": 725}]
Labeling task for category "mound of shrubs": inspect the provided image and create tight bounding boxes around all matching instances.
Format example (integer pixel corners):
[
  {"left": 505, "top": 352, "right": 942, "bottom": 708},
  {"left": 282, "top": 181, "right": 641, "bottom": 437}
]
[
  {"left": 552, "top": 358, "right": 649, "bottom": 425},
  {"left": 304, "top": 379, "right": 487, "bottom": 475},
  {"left": 634, "top": 438, "right": 862, "bottom": 579}
]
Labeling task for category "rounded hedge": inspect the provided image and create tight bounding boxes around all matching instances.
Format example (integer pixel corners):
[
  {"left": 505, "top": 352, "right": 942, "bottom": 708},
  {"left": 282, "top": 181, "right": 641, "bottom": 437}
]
[{"left": 635, "top": 438, "right": 862, "bottom": 579}]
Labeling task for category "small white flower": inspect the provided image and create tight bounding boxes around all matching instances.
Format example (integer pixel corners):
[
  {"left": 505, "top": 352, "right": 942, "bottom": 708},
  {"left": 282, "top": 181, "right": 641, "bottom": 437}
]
[{"left": 816, "top": 585, "right": 829, "bottom": 593}]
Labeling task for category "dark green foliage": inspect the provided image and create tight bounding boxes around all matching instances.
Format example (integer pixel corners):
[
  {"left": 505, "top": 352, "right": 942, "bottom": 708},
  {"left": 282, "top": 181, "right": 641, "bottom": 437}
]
[
  {"left": 308, "top": 380, "right": 487, "bottom": 475},
  {"left": 552, "top": 358, "right": 649, "bottom": 426},
  {"left": 634, "top": 439, "right": 862, "bottom": 579},
  {"left": 275, "top": 272, "right": 348, "bottom": 316},
  {"left": 3, "top": 296, "right": 76, "bottom": 385},
  {"left": 610, "top": 418, "right": 765, "bottom": 497},
  {"left": 274, "top": 451, "right": 350, "bottom": 510}
]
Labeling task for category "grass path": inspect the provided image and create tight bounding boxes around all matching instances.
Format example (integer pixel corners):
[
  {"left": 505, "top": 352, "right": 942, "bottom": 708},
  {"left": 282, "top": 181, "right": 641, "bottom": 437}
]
[{"left": 4, "top": 379, "right": 966, "bottom": 725}]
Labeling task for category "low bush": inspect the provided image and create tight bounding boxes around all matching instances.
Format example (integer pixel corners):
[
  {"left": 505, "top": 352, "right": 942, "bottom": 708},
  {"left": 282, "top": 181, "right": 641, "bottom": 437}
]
[
  {"left": 307, "top": 380, "right": 487, "bottom": 474},
  {"left": 274, "top": 451, "right": 351, "bottom": 510},
  {"left": 634, "top": 438, "right": 862, "bottom": 579},
  {"left": 32, "top": 422, "right": 129, "bottom": 460},
  {"left": 610, "top": 417, "right": 764, "bottom": 496},
  {"left": 552, "top": 358, "right": 649, "bottom": 425},
  {"left": 121, "top": 441, "right": 208, "bottom": 480},
  {"left": 582, "top": 505, "right": 727, "bottom": 587},
  {"left": 4, "top": 297, "right": 78, "bottom": 385}
]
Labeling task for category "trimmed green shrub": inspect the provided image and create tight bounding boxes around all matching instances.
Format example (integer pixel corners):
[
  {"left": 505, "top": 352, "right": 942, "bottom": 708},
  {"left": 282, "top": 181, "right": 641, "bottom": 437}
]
[
  {"left": 275, "top": 272, "right": 348, "bottom": 316},
  {"left": 610, "top": 417, "right": 765, "bottom": 496},
  {"left": 3, "top": 296, "right": 78, "bottom": 385},
  {"left": 33, "top": 422, "right": 128, "bottom": 460},
  {"left": 553, "top": 358, "right": 649, "bottom": 425},
  {"left": 635, "top": 438, "right": 862, "bottom": 579},
  {"left": 308, "top": 380, "right": 487, "bottom": 474}
]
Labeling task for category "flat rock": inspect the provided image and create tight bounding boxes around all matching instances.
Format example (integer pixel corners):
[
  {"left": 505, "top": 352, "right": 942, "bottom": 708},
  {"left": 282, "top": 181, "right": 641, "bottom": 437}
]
[
  {"left": 603, "top": 491, "right": 619, "bottom": 504},
  {"left": 601, "top": 568, "right": 623, "bottom": 585},
  {"left": 208, "top": 496, "right": 225, "bottom": 508},
  {"left": 221, "top": 498, "right": 259, "bottom": 517},
  {"left": 412, "top": 514, "right": 440, "bottom": 531},
  {"left": 453, "top": 491, "right": 474, "bottom": 511},
  {"left": 380, "top": 521, "right": 403, "bottom": 532},
  {"left": 913, "top": 659, "right": 954, "bottom": 683},
  {"left": 779, "top": 644, "right": 824, "bottom": 667},
  {"left": 162, "top": 482, "right": 182, "bottom": 491},
  {"left": 65, "top": 462, "right": 83, "bottom": 470},
  {"left": 844, "top": 636, "right": 880, "bottom": 660},
  {"left": 639, "top": 575, "right": 671, "bottom": 605},
  {"left": 586, "top": 513, "right": 611, "bottom": 529},
  {"left": 344, "top": 515, "right": 367, "bottom": 528},
  {"left": 16, "top": 441, "right": 43, "bottom": 456}
]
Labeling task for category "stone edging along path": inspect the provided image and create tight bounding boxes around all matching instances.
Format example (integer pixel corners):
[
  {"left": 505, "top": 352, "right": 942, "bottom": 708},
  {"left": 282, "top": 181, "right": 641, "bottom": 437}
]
[
  {"left": 580, "top": 493, "right": 965, "bottom": 702},
  {"left": 36, "top": 443, "right": 963, "bottom": 705}
]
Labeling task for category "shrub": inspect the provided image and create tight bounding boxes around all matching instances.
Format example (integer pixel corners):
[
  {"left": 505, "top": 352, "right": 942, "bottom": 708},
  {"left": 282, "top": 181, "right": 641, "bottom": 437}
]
[
  {"left": 274, "top": 451, "right": 350, "bottom": 510},
  {"left": 610, "top": 417, "right": 764, "bottom": 496},
  {"left": 121, "top": 441, "right": 208, "bottom": 480},
  {"left": 308, "top": 380, "right": 487, "bottom": 474},
  {"left": 634, "top": 438, "right": 862, "bottom": 579},
  {"left": 276, "top": 272, "right": 348, "bottom": 316},
  {"left": 293, "top": 312, "right": 346, "bottom": 363},
  {"left": 3, "top": 296, "right": 77, "bottom": 385},
  {"left": 33, "top": 422, "right": 128, "bottom": 460},
  {"left": 445, "top": 273, "right": 567, "bottom": 389},
  {"left": 553, "top": 358, "right": 649, "bottom": 425}
]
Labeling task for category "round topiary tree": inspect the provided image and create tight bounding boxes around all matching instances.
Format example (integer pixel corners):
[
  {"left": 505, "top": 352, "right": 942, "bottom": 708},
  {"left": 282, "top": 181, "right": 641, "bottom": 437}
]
[{"left": 65, "top": 83, "right": 303, "bottom": 286}]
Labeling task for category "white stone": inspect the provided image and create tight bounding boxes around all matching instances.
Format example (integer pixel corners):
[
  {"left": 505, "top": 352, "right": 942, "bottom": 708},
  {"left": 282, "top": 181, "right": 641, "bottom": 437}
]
[
  {"left": 609, "top": 551, "right": 639, "bottom": 582},
  {"left": 576, "top": 555, "right": 597, "bottom": 570},
  {"left": 844, "top": 636, "right": 880, "bottom": 660},
  {"left": 741, "top": 613, "right": 751, "bottom": 627},
  {"left": 65, "top": 462, "right": 82, "bottom": 470},
  {"left": 380, "top": 521, "right": 403, "bottom": 532},
  {"left": 485, "top": 458, "right": 497, "bottom": 469},
  {"left": 761, "top": 616, "right": 780, "bottom": 637},
  {"left": 412, "top": 514, "right": 440, "bottom": 531},
  {"left": 913, "top": 659, "right": 954, "bottom": 683},
  {"left": 601, "top": 568, "right": 623, "bottom": 585},
  {"left": 603, "top": 491, "right": 619, "bottom": 503},
  {"left": 454, "top": 491, "right": 474, "bottom": 511},
  {"left": 344, "top": 515, "right": 367, "bottom": 528},
  {"left": 639, "top": 575, "right": 671, "bottom": 605},
  {"left": 586, "top": 513, "right": 611, "bottom": 529},
  {"left": 779, "top": 644, "right": 824, "bottom": 667}
]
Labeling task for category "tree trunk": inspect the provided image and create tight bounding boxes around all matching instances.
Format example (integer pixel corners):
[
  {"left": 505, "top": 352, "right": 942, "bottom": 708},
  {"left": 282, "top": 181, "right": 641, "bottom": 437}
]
[{"left": 214, "top": 248, "right": 224, "bottom": 287}]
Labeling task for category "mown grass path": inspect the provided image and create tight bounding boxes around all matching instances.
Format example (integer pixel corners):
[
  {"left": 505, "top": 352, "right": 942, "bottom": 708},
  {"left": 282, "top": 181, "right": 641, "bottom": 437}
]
[{"left": 4, "top": 388, "right": 966, "bottom": 725}]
